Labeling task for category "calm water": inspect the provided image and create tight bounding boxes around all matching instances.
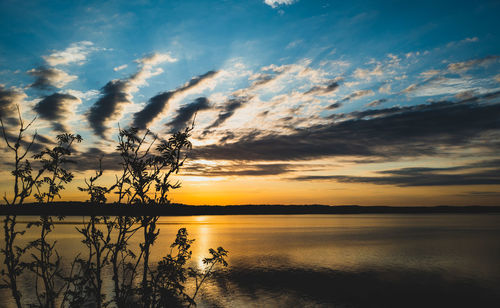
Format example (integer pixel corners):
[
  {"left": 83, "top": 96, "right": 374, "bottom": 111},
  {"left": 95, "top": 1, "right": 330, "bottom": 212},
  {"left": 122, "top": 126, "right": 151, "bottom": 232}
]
[{"left": 1, "top": 214, "right": 500, "bottom": 307}]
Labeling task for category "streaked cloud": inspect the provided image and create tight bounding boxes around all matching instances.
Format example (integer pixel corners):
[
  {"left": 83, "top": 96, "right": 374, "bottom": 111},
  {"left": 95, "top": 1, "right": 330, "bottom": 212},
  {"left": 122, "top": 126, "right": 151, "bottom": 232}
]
[
  {"left": 167, "top": 97, "right": 211, "bottom": 133},
  {"left": 87, "top": 53, "right": 178, "bottom": 137},
  {"left": 132, "top": 70, "right": 218, "bottom": 130},
  {"left": 193, "top": 96, "right": 500, "bottom": 161},
  {"left": 293, "top": 160, "right": 500, "bottom": 187}
]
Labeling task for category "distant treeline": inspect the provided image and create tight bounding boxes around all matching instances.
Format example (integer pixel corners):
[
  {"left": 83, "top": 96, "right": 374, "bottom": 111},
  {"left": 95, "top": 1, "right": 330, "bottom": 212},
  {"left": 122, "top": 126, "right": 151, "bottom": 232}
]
[{"left": 1, "top": 202, "right": 499, "bottom": 216}]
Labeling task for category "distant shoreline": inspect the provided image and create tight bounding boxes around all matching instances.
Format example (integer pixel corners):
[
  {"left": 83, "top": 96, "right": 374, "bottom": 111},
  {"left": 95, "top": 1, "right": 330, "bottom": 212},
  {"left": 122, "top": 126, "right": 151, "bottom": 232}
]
[{"left": 0, "top": 202, "right": 499, "bottom": 216}]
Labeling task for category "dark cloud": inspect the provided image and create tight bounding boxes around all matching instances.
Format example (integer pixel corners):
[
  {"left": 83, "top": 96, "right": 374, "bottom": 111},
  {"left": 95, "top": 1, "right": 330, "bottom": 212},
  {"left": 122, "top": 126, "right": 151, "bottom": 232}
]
[
  {"left": 304, "top": 80, "right": 340, "bottom": 95},
  {"left": 184, "top": 162, "right": 293, "bottom": 177},
  {"left": 166, "top": 97, "right": 211, "bottom": 133},
  {"left": 461, "top": 191, "right": 500, "bottom": 197},
  {"left": 28, "top": 67, "right": 76, "bottom": 89},
  {"left": 132, "top": 70, "right": 217, "bottom": 129},
  {"left": 365, "top": 98, "right": 387, "bottom": 108},
  {"left": 0, "top": 85, "right": 23, "bottom": 124},
  {"left": 133, "top": 91, "right": 173, "bottom": 130},
  {"left": 292, "top": 160, "right": 500, "bottom": 186},
  {"left": 34, "top": 93, "right": 79, "bottom": 131},
  {"left": 193, "top": 94, "right": 500, "bottom": 161},
  {"left": 87, "top": 80, "right": 130, "bottom": 138},
  {"left": 71, "top": 147, "right": 123, "bottom": 172},
  {"left": 204, "top": 96, "right": 250, "bottom": 131},
  {"left": 326, "top": 102, "right": 342, "bottom": 110},
  {"left": 340, "top": 89, "right": 374, "bottom": 102},
  {"left": 249, "top": 74, "right": 275, "bottom": 87}
]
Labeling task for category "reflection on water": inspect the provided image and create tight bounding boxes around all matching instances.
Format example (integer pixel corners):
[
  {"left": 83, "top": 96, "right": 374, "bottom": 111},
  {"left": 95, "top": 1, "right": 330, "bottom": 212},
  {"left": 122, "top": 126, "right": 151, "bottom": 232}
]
[{"left": 2, "top": 214, "right": 500, "bottom": 307}]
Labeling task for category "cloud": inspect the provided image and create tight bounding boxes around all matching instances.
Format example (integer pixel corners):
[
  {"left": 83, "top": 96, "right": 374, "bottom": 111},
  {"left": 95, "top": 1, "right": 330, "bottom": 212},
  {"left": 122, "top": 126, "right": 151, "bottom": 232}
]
[
  {"left": 326, "top": 102, "right": 342, "bottom": 110},
  {"left": 87, "top": 53, "right": 178, "bottom": 137},
  {"left": 264, "top": 0, "right": 297, "bottom": 9},
  {"left": 185, "top": 162, "right": 293, "bottom": 177},
  {"left": 204, "top": 96, "right": 250, "bottom": 131},
  {"left": 378, "top": 84, "right": 391, "bottom": 94},
  {"left": 365, "top": 98, "right": 387, "bottom": 108},
  {"left": 286, "top": 40, "right": 303, "bottom": 49},
  {"left": 28, "top": 67, "right": 77, "bottom": 89},
  {"left": 304, "top": 79, "right": 340, "bottom": 95},
  {"left": 166, "top": 97, "right": 211, "bottom": 133},
  {"left": 87, "top": 80, "right": 131, "bottom": 138},
  {"left": 127, "top": 53, "right": 177, "bottom": 91},
  {"left": 42, "top": 41, "right": 98, "bottom": 66},
  {"left": 193, "top": 95, "right": 500, "bottom": 161},
  {"left": 446, "top": 37, "right": 479, "bottom": 48},
  {"left": 0, "top": 85, "right": 26, "bottom": 121},
  {"left": 402, "top": 83, "right": 418, "bottom": 94},
  {"left": 33, "top": 93, "right": 81, "bottom": 131},
  {"left": 64, "top": 89, "right": 100, "bottom": 101},
  {"left": 353, "top": 63, "right": 383, "bottom": 80},
  {"left": 403, "top": 76, "right": 493, "bottom": 97},
  {"left": 447, "top": 55, "right": 499, "bottom": 73},
  {"left": 135, "top": 53, "right": 177, "bottom": 66},
  {"left": 292, "top": 160, "right": 500, "bottom": 187},
  {"left": 132, "top": 70, "right": 218, "bottom": 129},
  {"left": 114, "top": 64, "right": 128, "bottom": 72},
  {"left": 340, "top": 89, "right": 374, "bottom": 102}
]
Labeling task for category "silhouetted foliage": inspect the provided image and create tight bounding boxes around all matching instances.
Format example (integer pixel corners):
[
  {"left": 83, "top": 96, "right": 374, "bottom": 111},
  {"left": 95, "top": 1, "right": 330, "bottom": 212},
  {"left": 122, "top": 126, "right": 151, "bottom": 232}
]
[{"left": 1, "top": 108, "right": 228, "bottom": 307}]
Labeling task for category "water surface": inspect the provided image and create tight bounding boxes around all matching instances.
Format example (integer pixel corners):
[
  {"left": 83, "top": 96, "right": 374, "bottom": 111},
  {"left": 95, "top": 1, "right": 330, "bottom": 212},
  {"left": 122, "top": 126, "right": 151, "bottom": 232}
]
[{"left": 1, "top": 214, "right": 499, "bottom": 307}]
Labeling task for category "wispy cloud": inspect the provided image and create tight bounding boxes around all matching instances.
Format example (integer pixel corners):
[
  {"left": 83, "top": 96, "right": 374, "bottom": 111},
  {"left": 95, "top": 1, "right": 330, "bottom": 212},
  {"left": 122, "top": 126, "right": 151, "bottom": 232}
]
[
  {"left": 204, "top": 96, "right": 250, "bottom": 131},
  {"left": 353, "top": 63, "right": 383, "bottom": 80},
  {"left": 42, "top": 41, "right": 99, "bottom": 66},
  {"left": 447, "top": 55, "right": 499, "bottom": 73},
  {"left": 113, "top": 64, "right": 128, "bottom": 72},
  {"left": 264, "top": 0, "right": 297, "bottom": 9}
]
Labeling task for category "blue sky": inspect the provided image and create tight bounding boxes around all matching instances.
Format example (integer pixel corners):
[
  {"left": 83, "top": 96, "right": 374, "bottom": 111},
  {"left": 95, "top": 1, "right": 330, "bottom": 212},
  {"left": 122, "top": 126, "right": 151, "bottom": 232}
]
[{"left": 1, "top": 0, "right": 500, "bottom": 205}]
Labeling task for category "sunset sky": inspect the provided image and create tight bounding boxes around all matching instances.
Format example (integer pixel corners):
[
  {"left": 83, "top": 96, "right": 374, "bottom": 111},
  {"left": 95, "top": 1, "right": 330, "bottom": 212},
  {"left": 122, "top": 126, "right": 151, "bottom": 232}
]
[{"left": 1, "top": 0, "right": 499, "bottom": 205}]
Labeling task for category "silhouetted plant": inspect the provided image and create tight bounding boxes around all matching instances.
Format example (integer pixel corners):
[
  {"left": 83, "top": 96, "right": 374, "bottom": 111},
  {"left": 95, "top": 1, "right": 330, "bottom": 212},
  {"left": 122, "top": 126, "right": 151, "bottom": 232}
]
[
  {"left": 1, "top": 107, "right": 41, "bottom": 308},
  {"left": 22, "top": 132, "right": 82, "bottom": 307},
  {"left": 188, "top": 246, "right": 229, "bottom": 306},
  {"left": 1, "top": 115, "right": 228, "bottom": 307},
  {"left": 78, "top": 158, "right": 110, "bottom": 204},
  {"left": 113, "top": 125, "right": 193, "bottom": 306},
  {"left": 22, "top": 216, "right": 65, "bottom": 308}
]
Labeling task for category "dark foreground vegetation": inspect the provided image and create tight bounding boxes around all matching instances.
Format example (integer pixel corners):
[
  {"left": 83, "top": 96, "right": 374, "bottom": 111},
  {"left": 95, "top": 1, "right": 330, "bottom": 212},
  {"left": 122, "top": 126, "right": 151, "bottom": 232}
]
[
  {"left": 0, "top": 108, "right": 228, "bottom": 307},
  {"left": 2, "top": 203, "right": 499, "bottom": 216}
]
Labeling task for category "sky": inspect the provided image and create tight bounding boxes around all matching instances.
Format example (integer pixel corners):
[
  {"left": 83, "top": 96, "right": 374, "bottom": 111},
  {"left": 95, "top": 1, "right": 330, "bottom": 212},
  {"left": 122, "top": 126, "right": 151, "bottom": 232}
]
[{"left": 0, "top": 0, "right": 500, "bottom": 206}]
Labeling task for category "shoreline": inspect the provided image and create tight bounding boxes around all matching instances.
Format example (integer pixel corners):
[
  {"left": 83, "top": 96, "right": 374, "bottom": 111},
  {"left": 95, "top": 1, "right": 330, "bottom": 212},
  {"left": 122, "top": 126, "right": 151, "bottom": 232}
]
[{"left": 1, "top": 203, "right": 499, "bottom": 216}]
